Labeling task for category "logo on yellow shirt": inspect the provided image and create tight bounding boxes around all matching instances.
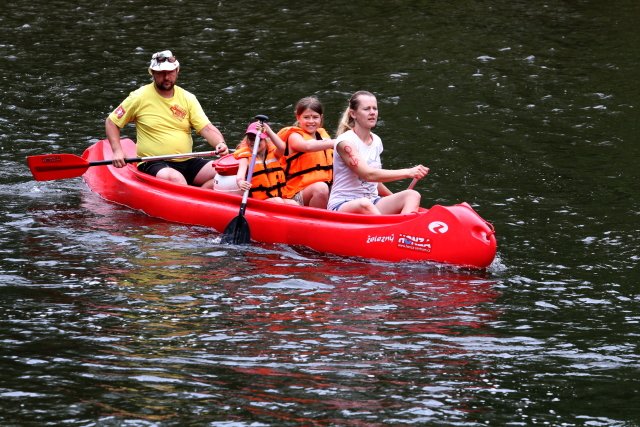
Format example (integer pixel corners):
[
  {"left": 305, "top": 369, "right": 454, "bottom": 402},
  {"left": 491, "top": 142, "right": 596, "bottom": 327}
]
[
  {"left": 170, "top": 104, "right": 187, "bottom": 120},
  {"left": 115, "top": 105, "right": 126, "bottom": 119}
]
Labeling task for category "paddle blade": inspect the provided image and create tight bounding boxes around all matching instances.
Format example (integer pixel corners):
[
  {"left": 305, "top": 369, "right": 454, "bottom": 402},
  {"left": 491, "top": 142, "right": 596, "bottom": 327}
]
[
  {"left": 27, "top": 154, "right": 90, "bottom": 181},
  {"left": 221, "top": 215, "right": 251, "bottom": 244}
]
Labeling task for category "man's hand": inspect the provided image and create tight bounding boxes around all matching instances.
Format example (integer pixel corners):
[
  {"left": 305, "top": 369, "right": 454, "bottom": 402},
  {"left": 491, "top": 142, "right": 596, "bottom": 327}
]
[
  {"left": 111, "top": 148, "right": 126, "bottom": 168},
  {"left": 215, "top": 142, "right": 229, "bottom": 156}
]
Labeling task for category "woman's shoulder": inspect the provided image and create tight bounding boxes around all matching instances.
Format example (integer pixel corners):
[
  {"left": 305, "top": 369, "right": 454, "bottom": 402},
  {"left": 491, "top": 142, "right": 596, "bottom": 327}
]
[{"left": 336, "top": 129, "right": 356, "bottom": 140}]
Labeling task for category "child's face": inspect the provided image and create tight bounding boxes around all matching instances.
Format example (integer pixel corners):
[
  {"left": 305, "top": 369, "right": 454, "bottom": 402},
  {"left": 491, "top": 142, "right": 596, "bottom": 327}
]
[
  {"left": 248, "top": 135, "right": 267, "bottom": 152},
  {"left": 297, "top": 108, "right": 323, "bottom": 134}
]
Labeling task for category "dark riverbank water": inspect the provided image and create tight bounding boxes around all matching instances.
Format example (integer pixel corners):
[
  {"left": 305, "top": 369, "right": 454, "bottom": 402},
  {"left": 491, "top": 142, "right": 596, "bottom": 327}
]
[{"left": 1, "top": 1, "right": 639, "bottom": 425}]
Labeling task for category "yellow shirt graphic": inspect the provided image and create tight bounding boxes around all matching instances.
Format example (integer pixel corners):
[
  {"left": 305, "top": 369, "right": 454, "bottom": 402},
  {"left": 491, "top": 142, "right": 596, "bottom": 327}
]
[{"left": 109, "top": 83, "right": 211, "bottom": 160}]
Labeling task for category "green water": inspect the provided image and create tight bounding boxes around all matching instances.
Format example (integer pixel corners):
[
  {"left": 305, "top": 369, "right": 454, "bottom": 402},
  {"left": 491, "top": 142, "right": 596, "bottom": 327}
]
[{"left": 1, "top": 1, "right": 639, "bottom": 425}]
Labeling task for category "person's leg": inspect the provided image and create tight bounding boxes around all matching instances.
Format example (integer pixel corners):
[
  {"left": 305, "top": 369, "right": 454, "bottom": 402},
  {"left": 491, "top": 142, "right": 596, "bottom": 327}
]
[
  {"left": 265, "top": 197, "right": 285, "bottom": 204},
  {"left": 302, "top": 182, "right": 330, "bottom": 209},
  {"left": 156, "top": 167, "right": 188, "bottom": 185},
  {"left": 192, "top": 159, "right": 216, "bottom": 188},
  {"left": 337, "top": 197, "right": 381, "bottom": 215},
  {"left": 138, "top": 161, "right": 188, "bottom": 185},
  {"left": 375, "top": 190, "right": 421, "bottom": 214}
]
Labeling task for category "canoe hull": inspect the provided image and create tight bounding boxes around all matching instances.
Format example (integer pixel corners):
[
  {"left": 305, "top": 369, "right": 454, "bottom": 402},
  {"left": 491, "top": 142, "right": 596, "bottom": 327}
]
[{"left": 82, "top": 139, "right": 497, "bottom": 268}]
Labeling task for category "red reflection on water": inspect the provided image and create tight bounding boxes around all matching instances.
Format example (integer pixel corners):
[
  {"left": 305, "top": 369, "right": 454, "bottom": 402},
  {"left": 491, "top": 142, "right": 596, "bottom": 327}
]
[
  {"left": 39, "top": 193, "right": 502, "bottom": 425},
  {"left": 207, "top": 257, "right": 501, "bottom": 425}
]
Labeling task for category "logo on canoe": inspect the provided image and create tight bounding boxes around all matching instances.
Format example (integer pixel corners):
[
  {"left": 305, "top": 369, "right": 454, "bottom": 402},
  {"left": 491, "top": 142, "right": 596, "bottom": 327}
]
[
  {"left": 428, "top": 221, "right": 449, "bottom": 234},
  {"left": 398, "top": 234, "right": 432, "bottom": 252},
  {"left": 366, "top": 234, "right": 395, "bottom": 244}
]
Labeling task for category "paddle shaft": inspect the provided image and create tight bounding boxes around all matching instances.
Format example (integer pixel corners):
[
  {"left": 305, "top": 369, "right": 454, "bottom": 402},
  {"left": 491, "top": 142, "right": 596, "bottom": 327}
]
[
  {"left": 407, "top": 166, "right": 430, "bottom": 189},
  {"left": 92, "top": 151, "right": 221, "bottom": 166},
  {"left": 27, "top": 149, "right": 231, "bottom": 181},
  {"left": 222, "top": 114, "right": 269, "bottom": 244},
  {"left": 238, "top": 118, "right": 266, "bottom": 215}
]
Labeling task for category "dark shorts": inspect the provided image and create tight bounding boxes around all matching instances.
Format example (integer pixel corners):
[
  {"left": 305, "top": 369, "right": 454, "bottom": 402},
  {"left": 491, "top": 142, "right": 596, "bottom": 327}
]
[{"left": 137, "top": 158, "right": 211, "bottom": 185}]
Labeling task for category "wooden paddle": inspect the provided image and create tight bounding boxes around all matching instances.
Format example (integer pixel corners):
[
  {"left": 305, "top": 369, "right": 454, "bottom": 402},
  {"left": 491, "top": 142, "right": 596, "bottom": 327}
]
[
  {"left": 221, "top": 114, "right": 268, "bottom": 244},
  {"left": 407, "top": 166, "right": 429, "bottom": 189},
  {"left": 27, "top": 150, "right": 223, "bottom": 181}
]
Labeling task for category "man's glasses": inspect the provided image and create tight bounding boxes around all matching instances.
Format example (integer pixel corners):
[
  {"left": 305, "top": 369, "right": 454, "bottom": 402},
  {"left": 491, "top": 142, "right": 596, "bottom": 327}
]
[
  {"left": 155, "top": 55, "right": 176, "bottom": 64},
  {"left": 152, "top": 51, "right": 177, "bottom": 63}
]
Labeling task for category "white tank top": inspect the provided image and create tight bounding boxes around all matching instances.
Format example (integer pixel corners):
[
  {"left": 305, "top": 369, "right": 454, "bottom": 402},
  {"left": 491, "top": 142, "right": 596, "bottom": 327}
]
[{"left": 328, "top": 129, "right": 383, "bottom": 210}]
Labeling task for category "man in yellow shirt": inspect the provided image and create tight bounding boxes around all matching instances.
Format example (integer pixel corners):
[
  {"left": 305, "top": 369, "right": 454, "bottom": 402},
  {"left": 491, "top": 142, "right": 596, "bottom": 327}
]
[{"left": 105, "top": 50, "right": 229, "bottom": 188}]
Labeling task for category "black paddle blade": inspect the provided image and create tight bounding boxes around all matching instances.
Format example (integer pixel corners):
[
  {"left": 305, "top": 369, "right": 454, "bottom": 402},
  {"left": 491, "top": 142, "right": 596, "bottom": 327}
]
[{"left": 221, "top": 215, "right": 251, "bottom": 244}]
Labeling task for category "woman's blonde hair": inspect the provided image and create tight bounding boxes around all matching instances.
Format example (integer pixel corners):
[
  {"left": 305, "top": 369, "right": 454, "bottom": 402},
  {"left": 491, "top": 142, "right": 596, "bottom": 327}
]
[{"left": 336, "top": 90, "right": 375, "bottom": 136}]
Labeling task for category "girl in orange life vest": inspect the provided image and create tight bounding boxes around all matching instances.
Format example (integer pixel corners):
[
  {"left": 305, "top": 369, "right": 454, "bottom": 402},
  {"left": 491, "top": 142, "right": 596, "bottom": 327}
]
[
  {"left": 234, "top": 121, "right": 299, "bottom": 205},
  {"left": 277, "top": 96, "right": 335, "bottom": 209}
]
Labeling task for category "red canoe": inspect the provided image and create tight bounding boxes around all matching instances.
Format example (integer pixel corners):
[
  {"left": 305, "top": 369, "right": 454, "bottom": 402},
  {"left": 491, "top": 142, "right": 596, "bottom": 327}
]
[{"left": 81, "top": 139, "right": 497, "bottom": 268}]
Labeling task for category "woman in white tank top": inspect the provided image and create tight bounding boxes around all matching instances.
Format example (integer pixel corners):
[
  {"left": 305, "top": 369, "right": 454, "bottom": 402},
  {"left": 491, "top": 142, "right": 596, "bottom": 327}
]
[{"left": 327, "top": 91, "right": 429, "bottom": 214}]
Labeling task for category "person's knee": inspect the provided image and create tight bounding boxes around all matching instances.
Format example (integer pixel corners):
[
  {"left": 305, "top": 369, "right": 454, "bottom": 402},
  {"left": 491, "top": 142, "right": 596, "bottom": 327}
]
[
  {"left": 305, "top": 183, "right": 329, "bottom": 208},
  {"left": 404, "top": 190, "right": 422, "bottom": 212},
  {"left": 408, "top": 189, "right": 421, "bottom": 203},
  {"left": 357, "top": 198, "right": 379, "bottom": 214},
  {"left": 158, "top": 168, "right": 187, "bottom": 185},
  {"left": 317, "top": 182, "right": 330, "bottom": 195},
  {"left": 310, "top": 182, "right": 329, "bottom": 198}
]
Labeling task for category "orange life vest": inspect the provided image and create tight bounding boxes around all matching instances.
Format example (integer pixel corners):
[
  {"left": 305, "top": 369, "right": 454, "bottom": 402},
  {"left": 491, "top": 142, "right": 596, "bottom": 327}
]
[
  {"left": 277, "top": 126, "right": 333, "bottom": 199},
  {"left": 234, "top": 142, "right": 286, "bottom": 200}
]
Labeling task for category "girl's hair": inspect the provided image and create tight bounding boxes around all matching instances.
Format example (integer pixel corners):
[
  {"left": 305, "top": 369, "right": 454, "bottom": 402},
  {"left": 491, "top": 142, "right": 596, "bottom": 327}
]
[
  {"left": 236, "top": 134, "right": 266, "bottom": 153},
  {"left": 293, "top": 96, "right": 324, "bottom": 127},
  {"left": 336, "top": 90, "right": 375, "bottom": 136}
]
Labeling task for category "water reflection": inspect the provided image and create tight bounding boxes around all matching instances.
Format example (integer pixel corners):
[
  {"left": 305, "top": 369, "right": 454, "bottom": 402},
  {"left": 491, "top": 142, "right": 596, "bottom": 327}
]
[
  {"left": 4, "top": 0, "right": 640, "bottom": 424},
  {"left": 4, "top": 195, "right": 501, "bottom": 424},
  {"left": 79, "top": 247, "right": 500, "bottom": 424}
]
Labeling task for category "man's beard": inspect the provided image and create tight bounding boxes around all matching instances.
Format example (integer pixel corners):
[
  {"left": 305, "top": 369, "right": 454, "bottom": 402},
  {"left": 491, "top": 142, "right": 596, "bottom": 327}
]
[{"left": 155, "top": 80, "right": 174, "bottom": 92}]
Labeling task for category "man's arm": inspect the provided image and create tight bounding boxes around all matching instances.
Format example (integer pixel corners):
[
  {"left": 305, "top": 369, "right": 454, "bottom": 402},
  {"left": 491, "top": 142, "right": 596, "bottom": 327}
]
[
  {"left": 105, "top": 117, "right": 126, "bottom": 167},
  {"left": 199, "top": 123, "right": 229, "bottom": 155}
]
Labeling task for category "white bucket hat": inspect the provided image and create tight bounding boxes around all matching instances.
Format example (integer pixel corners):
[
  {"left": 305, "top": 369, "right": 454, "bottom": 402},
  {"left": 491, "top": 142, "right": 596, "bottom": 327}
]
[{"left": 149, "top": 50, "right": 180, "bottom": 73}]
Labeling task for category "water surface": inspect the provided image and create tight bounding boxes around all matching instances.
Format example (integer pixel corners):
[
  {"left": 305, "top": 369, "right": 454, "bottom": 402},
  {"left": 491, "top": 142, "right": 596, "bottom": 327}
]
[{"left": 1, "top": 0, "right": 639, "bottom": 425}]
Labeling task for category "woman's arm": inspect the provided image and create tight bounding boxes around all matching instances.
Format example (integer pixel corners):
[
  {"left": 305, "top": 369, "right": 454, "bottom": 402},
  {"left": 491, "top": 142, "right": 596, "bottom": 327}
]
[{"left": 336, "top": 140, "right": 428, "bottom": 183}]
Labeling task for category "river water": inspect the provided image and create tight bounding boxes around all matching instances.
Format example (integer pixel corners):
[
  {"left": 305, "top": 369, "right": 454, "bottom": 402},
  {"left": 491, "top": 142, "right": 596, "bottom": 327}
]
[{"left": 2, "top": 1, "right": 639, "bottom": 425}]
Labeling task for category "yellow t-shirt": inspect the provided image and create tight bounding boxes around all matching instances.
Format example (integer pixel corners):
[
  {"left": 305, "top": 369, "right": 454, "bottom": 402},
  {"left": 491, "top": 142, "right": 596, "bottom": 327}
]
[{"left": 109, "top": 83, "right": 211, "bottom": 159}]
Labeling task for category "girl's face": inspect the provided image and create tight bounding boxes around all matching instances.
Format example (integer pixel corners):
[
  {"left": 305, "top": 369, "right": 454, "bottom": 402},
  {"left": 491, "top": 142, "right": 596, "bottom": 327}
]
[
  {"left": 350, "top": 95, "right": 378, "bottom": 130},
  {"left": 247, "top": 135, "right": 267, "bottom": 153},
  {"left": 296, "top": 108, "right": 323, "bottom": 134}
]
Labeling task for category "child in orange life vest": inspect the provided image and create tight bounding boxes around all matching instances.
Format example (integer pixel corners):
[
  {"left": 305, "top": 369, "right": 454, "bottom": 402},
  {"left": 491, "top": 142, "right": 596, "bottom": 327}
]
[
  {"left": 234, "top": 122, "right": 299, "bottom": 205},
  {"left": 277, "top": 96, "right": 335, "bottom": 209}
]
